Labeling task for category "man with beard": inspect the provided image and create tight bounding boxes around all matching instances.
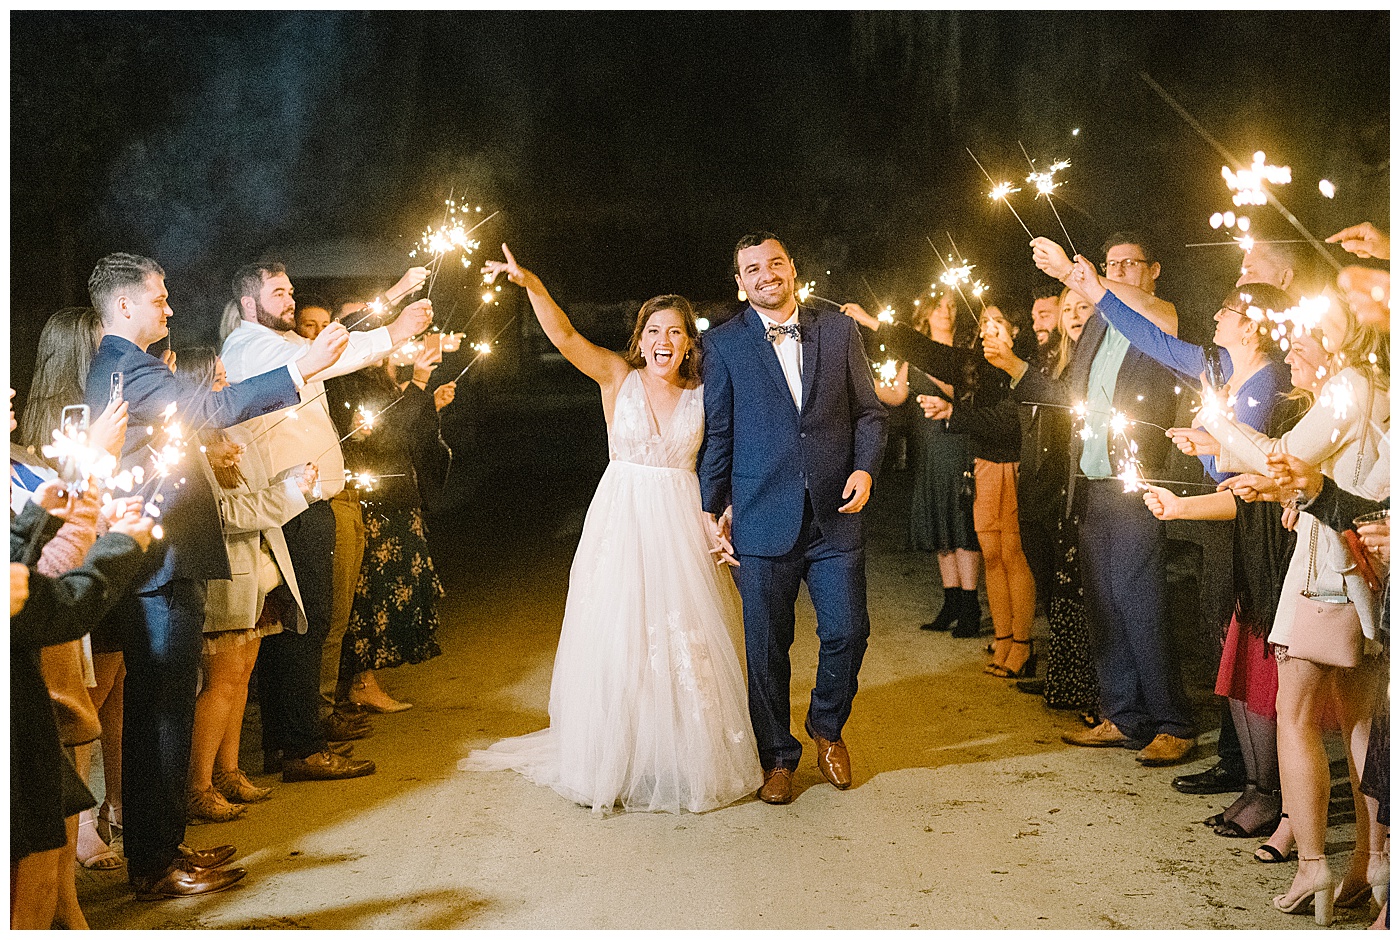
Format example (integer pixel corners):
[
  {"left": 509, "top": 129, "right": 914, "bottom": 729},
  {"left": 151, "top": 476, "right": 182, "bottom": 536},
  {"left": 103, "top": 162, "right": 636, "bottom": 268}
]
[
  {"left": 220, "top": 262, "right": 431, "bottom": 782},
  {"left": 698, "top": 233, "right": 887, "bottom": 804}
]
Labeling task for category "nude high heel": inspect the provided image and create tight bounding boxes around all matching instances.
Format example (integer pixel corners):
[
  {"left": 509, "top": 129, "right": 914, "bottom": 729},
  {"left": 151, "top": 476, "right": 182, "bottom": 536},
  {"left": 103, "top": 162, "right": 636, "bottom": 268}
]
[{"left": 1273, "top": 856, "right": 1335, "bottom": 926}]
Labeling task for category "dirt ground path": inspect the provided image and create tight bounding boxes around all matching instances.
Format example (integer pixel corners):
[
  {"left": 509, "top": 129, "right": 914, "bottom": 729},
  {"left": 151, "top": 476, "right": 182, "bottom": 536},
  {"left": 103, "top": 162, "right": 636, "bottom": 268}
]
[{"left": 79, "top": 395, "right": 1365, "bottom": 930}]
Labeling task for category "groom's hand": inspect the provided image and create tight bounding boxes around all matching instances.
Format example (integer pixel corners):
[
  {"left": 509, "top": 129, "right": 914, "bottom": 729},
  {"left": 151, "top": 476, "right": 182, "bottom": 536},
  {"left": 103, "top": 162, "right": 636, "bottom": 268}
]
[
  {"left": 706, "top": 509, "right": 739, "bottom": 568},
  {"left": 838, "top": 470, "right": 873, "bottom": 513}
]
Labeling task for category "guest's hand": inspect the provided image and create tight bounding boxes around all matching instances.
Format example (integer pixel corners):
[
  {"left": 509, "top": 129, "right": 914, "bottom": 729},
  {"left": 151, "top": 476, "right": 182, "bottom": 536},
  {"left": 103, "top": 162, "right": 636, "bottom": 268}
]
[
  {"left": 1030, "top": 237, "right": 1075, "bottom": 281},
  {"left": 109, "top": 513, "right": 155, "bottom": 551},
  {"left": 33, "top": 479, "right": 73, "bottom": 519},
  {"left": 10, "top": 563, "right": 28, "bottom": 616},
  {"left": 1265, "top": 452, "right": 1323, "bottom": 504},
  {"left": 1167, "top": 426, "right": 1220, "bottom": 457},
  {"left": 706, "top": 508, "right": 738, "bottom": 567},
  {"left": 300, "top": 322, "right": 350, "bottom": 380},
  {"left": 100, "top": 497, "right": 142, "bottom": 527},
  {"left": 1357, "top": 520, "right": 1390, "bottom": 566},
  {"left": 838, "top": 470, "right": 873, "bottom": 514},
  {"left": 388, "top": 300, "right": 434, "bottom": 345},
  {"left": 161, "top": 349, "right": 177, "bottom": 373},
  {"left": 1326, "top": 222, "right": 1389, "bottom": 260},
  {"left": 839, "top": 303, "right": 880, "bottom": 332},
  {"left": 204, "top": 437, "right": 243, "bottom": 471},
  {"left": 1337, "top": 265, "right": 1390, "bottom": 328},
  {"left": 917, "top": 394, "right": 953, "bottom": 421},
  {"left": 1142, "top": 484, "right": 1181, "bottom": 520},
  {"left": 434, "top": 381, "right": 456, "bottom": 412},
  {"left": 1217, "top": 472, "right": 1281, "bottom": 503},
  {"left": 296, "top": 462, "right": 318, "bottom": 497},
  {"left": 1281, "top": 506, "right": 1300, "bottom": 531},
  {"left": 89, "top": 399, "right": 129, "bottom": 459},
  {"left": 386, "top": 266, "right": 431, "bottom": 304},
  {"left": 482, "top": 243, "right": 539, "bottom": 291},
  {"left": 412, "top": 339, "right": 443, "bottom": 386},
  {"left": 1063, "top": 255, "right": 1106, "bottom": 303}
]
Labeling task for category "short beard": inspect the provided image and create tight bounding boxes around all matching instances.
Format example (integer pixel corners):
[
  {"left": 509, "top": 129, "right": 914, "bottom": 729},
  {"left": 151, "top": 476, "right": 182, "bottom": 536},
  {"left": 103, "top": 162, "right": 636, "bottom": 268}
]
[{"left": 254, "top": 297, "right": 295, "bottom": 332}]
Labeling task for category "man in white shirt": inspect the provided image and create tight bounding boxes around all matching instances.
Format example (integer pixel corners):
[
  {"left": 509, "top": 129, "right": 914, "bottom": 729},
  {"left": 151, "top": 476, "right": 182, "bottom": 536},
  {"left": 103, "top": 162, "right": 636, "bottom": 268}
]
[{"left": 222, "top": 261, "right": 432, "bottom": 782}]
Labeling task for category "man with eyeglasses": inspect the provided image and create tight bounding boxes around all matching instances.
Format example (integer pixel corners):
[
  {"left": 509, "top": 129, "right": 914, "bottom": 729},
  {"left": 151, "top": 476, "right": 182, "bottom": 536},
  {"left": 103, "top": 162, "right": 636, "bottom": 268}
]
[{"left": 995, "top": 231, "right": 1196, "bottom": 768}]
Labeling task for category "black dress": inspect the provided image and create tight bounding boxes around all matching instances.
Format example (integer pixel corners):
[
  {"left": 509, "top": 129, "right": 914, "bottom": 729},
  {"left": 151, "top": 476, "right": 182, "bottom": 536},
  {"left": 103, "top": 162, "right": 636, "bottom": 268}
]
[
  {"left": 906, "top": 367, "right": 977, "bottom": 553},
  {"left": 330, "top": 371, "right": 448, "bottom": 674}
]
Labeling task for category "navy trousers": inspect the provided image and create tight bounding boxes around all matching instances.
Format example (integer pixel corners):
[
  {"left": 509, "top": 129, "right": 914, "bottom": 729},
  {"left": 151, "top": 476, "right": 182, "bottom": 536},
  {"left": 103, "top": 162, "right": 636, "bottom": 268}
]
[
  {"left": 1077, "top": 480, "right": 1193, "bottom": 741},
  {"left": 119, "top": 578, "right": 206, "bottom": 879},
  {"left": 733, "top": 498, "right": 870, "bottom": 771},
  {"left": 257, "top": 500, "right": 334, "bottom": 760}
]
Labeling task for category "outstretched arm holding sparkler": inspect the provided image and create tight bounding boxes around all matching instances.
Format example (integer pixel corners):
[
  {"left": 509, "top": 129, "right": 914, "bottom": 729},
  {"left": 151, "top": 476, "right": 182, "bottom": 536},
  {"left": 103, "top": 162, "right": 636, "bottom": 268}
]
[
  {"left": 1326, "top": 222, "right": 1389, "bottom": 261},
  {"left": 1031, "top": 238, "right": 1179, "bottom": 336},
  {"left": 481, "top": 244, "right": 632, "bottom": 392}
]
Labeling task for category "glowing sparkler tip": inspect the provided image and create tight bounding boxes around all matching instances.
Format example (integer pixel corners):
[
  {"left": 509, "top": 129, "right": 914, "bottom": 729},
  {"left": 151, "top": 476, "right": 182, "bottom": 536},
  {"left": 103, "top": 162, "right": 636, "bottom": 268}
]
[
  {"left": 989, "top": 182, "right": 1019, "bottom": 202},
  {"left": 1318, "top": 179, "right": 1336, "bottom": 199}
]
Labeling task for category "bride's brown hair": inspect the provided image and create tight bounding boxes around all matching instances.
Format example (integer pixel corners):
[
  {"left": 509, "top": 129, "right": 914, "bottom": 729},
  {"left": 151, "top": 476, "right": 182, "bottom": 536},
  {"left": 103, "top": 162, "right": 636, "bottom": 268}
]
[{"left": 623, "top": 294, "right": 702, "bottom": 380}]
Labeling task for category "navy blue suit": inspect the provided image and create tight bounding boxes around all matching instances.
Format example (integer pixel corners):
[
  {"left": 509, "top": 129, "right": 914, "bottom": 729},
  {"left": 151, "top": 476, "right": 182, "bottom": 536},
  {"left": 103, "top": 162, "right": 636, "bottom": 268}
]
[
  {"left": 85, "top": 335, "right": 299, "bottom": 879},
  {"left": 1011, "top": 313, "right": 1193, "bottom": 742},
  {"left": 699, "top": 304, "right": 886, "bottom": 770}
]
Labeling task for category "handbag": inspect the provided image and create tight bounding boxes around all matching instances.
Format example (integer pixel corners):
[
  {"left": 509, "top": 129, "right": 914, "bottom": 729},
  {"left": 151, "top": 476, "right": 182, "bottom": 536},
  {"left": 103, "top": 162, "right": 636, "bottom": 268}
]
[
  {"left": 1287, "top": 399, "right": 1371, "bottom": 669},
  {"left": 39, "top": 639, "right": 102, "bottom": 747}
]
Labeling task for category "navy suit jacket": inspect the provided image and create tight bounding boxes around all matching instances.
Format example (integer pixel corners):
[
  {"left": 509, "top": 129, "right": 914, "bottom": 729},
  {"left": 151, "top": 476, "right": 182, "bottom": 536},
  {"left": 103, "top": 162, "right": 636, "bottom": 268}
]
[
  {"left": 699, "top": 304, "right": 887, "bottom": 556},
  {"left": 85, "top": 335, "right": 301, "bottom": 590},
  {"left": 1011, "top": 312, "right": 1180, "bottom": 512}
]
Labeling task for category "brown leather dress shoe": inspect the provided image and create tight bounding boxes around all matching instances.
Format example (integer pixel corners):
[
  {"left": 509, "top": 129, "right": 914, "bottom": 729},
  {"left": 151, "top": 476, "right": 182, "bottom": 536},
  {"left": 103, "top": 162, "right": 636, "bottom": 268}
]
[
  {"left": 805, "top": 720, "right": 852, "bottom": 789},
  {"left": 132, "top": 858, "right": 246, "bottom": 900},
  {"left": 323, "top": 709, "right": 373, "bottom": 742},
  {"left": 1061, "top": 719, "right": 1132, "bottom": 748},
  {"left": 177, "top": 843, "right": 237, "bottom": 869},
  {"left": 1137, "top": 734, "right": 1196, "bottom": 766},
  {"left": 757, "top": 768, "right": 795, "bottom": 804},
  {"left": 281, "top": 750, "right": 376, "bottom": 782}
]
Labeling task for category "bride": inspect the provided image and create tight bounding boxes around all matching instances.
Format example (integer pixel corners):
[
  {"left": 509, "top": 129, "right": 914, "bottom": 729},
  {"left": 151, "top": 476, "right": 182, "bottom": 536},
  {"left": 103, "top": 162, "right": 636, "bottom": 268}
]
[{"left": 459, "top": 245, "right": 762, "bottom": 814}]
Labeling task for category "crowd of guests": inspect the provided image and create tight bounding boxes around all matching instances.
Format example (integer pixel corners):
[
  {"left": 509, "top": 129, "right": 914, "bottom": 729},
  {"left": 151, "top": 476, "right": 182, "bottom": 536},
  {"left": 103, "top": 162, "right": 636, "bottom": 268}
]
[
  {"left": 10, "top": 254, "right": 455, "bottom": 923},
  {"left": 845, "top": 221, "right": 1390, "bottom": 928}
]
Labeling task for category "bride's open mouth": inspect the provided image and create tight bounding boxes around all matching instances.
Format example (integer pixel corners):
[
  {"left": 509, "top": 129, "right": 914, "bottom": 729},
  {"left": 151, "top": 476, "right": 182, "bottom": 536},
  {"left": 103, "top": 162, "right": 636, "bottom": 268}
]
[{"left": 652, "top": 348, "right": 674, "bottom": 365}]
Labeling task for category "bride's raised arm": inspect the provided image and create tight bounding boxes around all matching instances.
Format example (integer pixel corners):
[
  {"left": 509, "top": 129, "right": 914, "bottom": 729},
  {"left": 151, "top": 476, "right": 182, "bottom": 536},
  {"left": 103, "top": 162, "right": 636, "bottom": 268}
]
[{"left": 482, "top": 243, "right": 630, "bottom": 391}]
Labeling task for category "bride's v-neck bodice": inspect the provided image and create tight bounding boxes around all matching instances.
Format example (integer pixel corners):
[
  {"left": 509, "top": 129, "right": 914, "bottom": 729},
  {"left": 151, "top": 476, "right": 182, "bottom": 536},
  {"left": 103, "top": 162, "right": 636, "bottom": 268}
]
[{"left": 608, "top": 370, "right": 703, "bottom": 470}]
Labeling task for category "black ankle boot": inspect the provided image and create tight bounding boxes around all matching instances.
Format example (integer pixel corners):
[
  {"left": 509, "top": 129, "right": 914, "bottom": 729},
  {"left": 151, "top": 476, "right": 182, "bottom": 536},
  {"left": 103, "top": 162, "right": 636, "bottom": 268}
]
[
  {"left": 950, "top": 589, "right": 983, "bottom": 637},
  {"left": 921, "top": 587, "right": 963, "bottom": 631}
]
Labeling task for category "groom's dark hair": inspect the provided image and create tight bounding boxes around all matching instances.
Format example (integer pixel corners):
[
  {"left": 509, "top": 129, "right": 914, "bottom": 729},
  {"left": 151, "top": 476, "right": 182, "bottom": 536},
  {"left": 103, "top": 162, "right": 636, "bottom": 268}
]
[{"left": 733, "top": 231, "right": 790, "bottom": 275}]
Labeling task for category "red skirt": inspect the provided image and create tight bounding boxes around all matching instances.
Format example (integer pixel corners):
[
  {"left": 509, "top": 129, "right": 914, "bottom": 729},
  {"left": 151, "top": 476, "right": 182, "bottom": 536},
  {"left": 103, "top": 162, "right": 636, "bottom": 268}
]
[{"left": 1215, "top": 615, "right": 1278, "bottom": 720}]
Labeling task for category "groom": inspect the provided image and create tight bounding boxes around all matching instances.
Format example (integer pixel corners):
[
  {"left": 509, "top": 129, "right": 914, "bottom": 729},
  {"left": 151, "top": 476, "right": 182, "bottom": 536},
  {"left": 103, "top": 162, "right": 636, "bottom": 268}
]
[{"left": 699, "top": 232, "right": 887, "bottom": 804}]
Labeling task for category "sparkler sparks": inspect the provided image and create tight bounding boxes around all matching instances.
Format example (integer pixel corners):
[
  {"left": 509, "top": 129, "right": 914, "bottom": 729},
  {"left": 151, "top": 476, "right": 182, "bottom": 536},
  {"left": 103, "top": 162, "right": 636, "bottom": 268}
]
[
  {"left": 1222, "top": 151, "right": 1292, "bottom": 207},
  {"left": 875, "top": 358, "right": 898, "bottom": 387},
  {"left": 967, "top": 149, "right": 1035, "bottom": 239}
]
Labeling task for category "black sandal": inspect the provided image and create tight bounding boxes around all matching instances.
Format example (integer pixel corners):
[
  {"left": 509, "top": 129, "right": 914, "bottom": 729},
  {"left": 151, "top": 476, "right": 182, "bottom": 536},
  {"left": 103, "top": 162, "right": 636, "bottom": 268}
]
[{"left": 1254, "top": 843, "right": 1296, "bottom": 864}]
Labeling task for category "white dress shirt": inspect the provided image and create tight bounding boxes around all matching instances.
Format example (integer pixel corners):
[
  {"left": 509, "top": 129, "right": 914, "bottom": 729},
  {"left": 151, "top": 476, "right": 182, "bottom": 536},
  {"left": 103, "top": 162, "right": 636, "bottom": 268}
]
[
  {"left": 756, "top": 311, "right": 803, "bottom": 409},
  {"left": 220, "top": 320, "right": 393, "bottom": 500}
]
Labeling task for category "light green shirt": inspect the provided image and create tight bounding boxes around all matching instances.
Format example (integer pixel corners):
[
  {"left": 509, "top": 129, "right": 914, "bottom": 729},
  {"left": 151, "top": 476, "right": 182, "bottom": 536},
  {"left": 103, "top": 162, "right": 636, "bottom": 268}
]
[{"left": 1079, "top": 323, "right": 1131, "bottom": 479}]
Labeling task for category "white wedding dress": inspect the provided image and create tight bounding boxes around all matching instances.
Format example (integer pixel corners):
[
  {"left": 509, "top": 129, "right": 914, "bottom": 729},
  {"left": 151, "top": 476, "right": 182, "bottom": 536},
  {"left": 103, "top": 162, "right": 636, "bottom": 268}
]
[{"left": 460, "top": 370, "right": 762, "bottom": 814}]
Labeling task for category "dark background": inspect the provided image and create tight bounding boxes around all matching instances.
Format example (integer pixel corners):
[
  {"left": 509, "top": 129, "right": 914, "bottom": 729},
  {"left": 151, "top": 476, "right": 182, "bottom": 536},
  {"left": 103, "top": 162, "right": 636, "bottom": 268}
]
[{"left": 10, "top": 10, "right": 1390, "bottom": 399}]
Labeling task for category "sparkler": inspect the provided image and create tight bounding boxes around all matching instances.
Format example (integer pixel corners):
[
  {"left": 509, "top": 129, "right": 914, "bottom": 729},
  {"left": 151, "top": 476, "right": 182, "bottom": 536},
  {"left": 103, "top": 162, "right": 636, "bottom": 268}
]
[
  {"left": 967, "top": 149, "right": 1035, "bottom": 239},
  {"left": 946, "top": 233, "right": 988, "bottom": 316},
  {"left": 875, "top": 358, "right": 898, "bottom": 387},
  {"left": 1138, "top": 72, "right": 1342, "bottom": 274},
  {"left": 408, "top": 196, "right": 500, "bottom": 302},
  {"left": 924, "top": 236, "right": 980, "bottom": 336},
  {"left": 1019, "top": 142, "right": 1078, "bottom": 255}
]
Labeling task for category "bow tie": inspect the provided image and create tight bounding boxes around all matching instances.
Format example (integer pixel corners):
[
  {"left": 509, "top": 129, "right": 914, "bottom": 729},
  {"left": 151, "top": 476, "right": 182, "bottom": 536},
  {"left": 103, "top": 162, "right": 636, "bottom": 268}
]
[{"left": 765, "top": 322, "right": 801, "bottom": 343}]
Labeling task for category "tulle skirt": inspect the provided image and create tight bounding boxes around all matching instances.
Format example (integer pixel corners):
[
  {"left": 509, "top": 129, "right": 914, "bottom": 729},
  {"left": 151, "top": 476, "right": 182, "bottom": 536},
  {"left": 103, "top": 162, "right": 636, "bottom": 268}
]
[{"left": 461, "top": 461, "right": 762, "bottom": 815}]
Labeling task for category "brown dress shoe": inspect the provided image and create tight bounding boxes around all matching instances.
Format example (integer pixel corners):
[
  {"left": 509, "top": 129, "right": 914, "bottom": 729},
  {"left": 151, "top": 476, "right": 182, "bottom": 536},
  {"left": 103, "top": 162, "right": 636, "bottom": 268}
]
[
  {"left": 1061, "top": 719, "right": 1132, "bottom": 748},
  {"left": 805, "top": 721, "right": 852, "bottom": 790},
  {"left": 1137, "top": 734, "right": 1196, "bottom": 766},
  {"left": 132, "top": 859, "right": 246, "bottom": 900},
  {"left": 177, "top": 843, "right": 237, "bottom": 869},
  {"left": 323, "top": 709, "right": 373, "bottom": 742},
  {"left": 757, "top": 768, "right": 795, "bottom": 804},
  {"left": 281, "top": 750, "right": 376, "bottom": 782}
]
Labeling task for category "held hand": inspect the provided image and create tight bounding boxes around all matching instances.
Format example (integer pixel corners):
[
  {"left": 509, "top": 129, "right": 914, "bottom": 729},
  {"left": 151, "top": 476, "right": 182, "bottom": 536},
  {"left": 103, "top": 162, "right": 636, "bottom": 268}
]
[
  {"left": 412, "top": 339, "right": 444, "bottom": 384},
  {"left": 706, "top": 509, "right": 739, "bottom": 568},
  {"left": 386, "top": 266, "right": 431, "bottom": 304},
  {"left": 1217, "top": 472, "right": 1282, "bottom": 503},
  {"left": 203, "top": 437, "right": 243, "bottom": 471},
  {"left": 296, "top": 462, "right": 318, "bottom": 497},
  {"left": 109, "top": 514, "right": 155, "bottom": 551},
  {"left": 33, "top": 479, "right": 72, "bottom": 518},
  {"left": 161, "top": 349, "right": 177, "bottom": 373},
  {"left": 1167, "top": 426, "right": 1220, "bottom": 458},
  {"left": 1326, "top": 222, "right": 1390, "bottom": 260},
  {"left": 1064, "top": 255, "right": 1105, "bottom": 303},
  {"left": 481, "top": 243, "right": 536, "bottom": 289},
  {"left": 917, "top": 394, "right": 953, "bottom": 421},
  {"left": 10, "top": 563, "right": 29, "bottom": 616},
  {"left": 981, "top": 330, "right": 1024, "bottom": 379},
  {"left": 1265, "top": 452, "right": 1323, "bottom": 504},
  {"left": 1030, "top": 237, "right": 1074, "bottom": 280},
  {"left": 100, "top": 496, "right": 141, "bottom": 527},
  {"left": 1281, "top": 506, "right": 1300, "bottom": 531},
  {"left": 839, "top": 302, "right": 880, "bottom": 331},
  {"left": 388, "top": 299, "right": 434, "bottom": 344},
  {"left": 300, "top": 322, "right": 350, "bottom": 380},
  {"left": 838, "top": 470, "right": 873, "bottom": 514},
  {"left": 1356, "top": 521, "right": 1390, "bottom": 566},
  {"left": 89, "top": 399, "right": 129, "bottom": 459},
  {"left": 1142, "top": 484, "right": 1180, "bottom": 520},
  {"left": 433, "top": 381, "right": 456, "bottom": 411}
]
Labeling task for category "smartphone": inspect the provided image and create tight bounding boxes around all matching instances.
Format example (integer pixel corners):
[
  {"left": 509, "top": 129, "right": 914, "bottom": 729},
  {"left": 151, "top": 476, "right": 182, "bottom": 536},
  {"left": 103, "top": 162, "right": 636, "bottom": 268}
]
[
  {"left": 1203, "top": 344, "right": 1227, "bottom": 390},
  {"left": 110, "top": 372, "right": 124, "bottom": 405}
]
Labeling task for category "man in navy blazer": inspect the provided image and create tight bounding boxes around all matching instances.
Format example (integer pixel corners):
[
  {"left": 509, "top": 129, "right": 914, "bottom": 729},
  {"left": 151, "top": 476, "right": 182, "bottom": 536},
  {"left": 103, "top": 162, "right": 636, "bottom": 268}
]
[
  {"left": 699, "top": 233, "right": 887, "bottom": 804},
  {"left": 997, "top": 233, "right": 1196, "bottom": 768},
  {"left": 83, "top": 252, "right": 348, "bottom": 899}
]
